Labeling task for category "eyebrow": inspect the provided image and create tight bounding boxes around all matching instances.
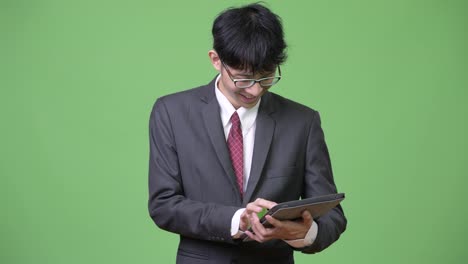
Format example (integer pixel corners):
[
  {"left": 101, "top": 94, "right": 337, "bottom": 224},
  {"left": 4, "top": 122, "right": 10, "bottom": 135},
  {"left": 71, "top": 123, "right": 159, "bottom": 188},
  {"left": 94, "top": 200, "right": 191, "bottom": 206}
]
[{"left": 233, "top": 71, "right": 274, "bottom": 78}]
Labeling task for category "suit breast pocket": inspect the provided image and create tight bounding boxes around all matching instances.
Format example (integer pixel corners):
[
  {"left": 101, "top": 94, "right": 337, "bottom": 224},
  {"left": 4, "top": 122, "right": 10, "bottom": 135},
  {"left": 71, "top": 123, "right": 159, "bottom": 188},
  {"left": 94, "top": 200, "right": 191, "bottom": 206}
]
[{"left": 257, "top": 166, "right": 302, "bottom": 201}]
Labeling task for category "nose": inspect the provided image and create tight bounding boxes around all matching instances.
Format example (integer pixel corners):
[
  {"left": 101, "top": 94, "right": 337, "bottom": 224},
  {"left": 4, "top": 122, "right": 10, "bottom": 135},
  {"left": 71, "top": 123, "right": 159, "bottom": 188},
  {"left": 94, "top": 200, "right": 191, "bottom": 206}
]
[{"left": 244, "top": 82, "right": 264, "bottom": 97}]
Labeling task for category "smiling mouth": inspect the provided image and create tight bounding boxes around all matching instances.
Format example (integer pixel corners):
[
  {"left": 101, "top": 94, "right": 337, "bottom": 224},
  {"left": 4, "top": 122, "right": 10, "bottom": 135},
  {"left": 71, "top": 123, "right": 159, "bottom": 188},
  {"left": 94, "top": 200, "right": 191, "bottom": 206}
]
[
  {"left": 240, "top": 93, "right": 256, "bottom": 100},
  {"left": 238, "top": 94, "right": 259, "bottom": 105}
]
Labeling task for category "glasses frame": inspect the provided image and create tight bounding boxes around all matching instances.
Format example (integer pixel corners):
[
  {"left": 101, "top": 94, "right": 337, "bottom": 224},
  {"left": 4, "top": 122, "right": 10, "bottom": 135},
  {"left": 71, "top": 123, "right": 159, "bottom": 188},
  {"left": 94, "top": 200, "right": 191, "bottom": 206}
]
[{"left": 221, "top": 61, "right": 282, "bottom": 89}]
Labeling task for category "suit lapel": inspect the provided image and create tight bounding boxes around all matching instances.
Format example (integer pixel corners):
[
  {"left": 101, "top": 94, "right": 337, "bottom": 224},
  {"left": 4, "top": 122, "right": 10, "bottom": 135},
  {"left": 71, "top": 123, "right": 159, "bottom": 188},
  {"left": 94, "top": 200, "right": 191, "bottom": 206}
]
[
  {"left": 243, "top": 93, "right": 276, "bottom": 204},
  {"left": 200, "top": 80, "right": 242, "bottom": 201}
]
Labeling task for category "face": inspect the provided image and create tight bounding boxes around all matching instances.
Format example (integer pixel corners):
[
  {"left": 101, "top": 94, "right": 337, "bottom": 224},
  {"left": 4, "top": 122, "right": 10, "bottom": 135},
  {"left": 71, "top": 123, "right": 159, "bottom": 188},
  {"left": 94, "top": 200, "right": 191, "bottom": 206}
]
[
  {"left": 219, "top": 65, "right": 274, "bottom": 109},
  {"left": 209, "top": 50, "right": 274, "bottom": 109}
]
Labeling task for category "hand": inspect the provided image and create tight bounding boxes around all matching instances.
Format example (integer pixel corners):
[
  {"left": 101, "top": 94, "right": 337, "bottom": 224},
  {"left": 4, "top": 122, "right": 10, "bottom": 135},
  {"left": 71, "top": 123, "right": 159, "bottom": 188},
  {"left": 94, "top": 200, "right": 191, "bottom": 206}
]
[
  {"left": 245, "top": 210, "right": 314, "bottom": 243},
  {"left": 239, "top": 198, "right": 277, "bottom": 231}
]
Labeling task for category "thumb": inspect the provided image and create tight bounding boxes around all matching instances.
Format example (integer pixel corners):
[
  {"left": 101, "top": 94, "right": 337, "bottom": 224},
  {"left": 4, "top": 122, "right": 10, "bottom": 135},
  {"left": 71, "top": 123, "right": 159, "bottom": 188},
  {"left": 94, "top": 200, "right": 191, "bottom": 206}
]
[
  {"left": 302, "top": 210, "right": 313, "bottom": 226},
  {"left": 240, "top": 212, "right": 250, "bottom": 231}
]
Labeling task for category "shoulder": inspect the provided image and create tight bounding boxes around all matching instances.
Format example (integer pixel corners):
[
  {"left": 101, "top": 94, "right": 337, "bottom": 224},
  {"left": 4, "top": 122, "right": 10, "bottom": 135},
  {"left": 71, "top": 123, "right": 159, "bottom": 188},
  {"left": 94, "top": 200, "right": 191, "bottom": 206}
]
[
  {"left": 265, "top": 93, "right": 326, "bottom": 140},
  {"left": 150, "top": 77, "right": 216, "bottom": 112},
  {"left": 156, "top": 85, "right": 207, "bottom": 106},
  {"left": 266, "top": 92, "right": 319, "bottom": 120}
]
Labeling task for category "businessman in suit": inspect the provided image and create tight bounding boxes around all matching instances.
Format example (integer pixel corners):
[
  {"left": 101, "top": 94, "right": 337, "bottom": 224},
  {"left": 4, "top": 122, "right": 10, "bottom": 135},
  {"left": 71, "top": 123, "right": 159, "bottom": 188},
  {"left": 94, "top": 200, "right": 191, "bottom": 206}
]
[{"left": 148, "top": 3, "right": 346, "bottom": 263}]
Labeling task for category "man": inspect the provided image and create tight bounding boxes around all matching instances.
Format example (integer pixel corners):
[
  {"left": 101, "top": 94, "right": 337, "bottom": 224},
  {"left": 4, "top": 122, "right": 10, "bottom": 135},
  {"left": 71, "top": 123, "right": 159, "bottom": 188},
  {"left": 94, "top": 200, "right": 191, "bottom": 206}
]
[{"left": 148, "top": 3, "right": 346, "bottom": 263}]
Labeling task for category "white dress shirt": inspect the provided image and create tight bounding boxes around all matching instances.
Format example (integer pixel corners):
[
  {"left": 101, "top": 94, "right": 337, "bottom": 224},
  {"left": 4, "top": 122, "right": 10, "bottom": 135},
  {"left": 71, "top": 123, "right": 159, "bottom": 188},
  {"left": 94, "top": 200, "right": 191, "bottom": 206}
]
[{"left": 214, "top": 75, "right": 318, "bottom": 247}]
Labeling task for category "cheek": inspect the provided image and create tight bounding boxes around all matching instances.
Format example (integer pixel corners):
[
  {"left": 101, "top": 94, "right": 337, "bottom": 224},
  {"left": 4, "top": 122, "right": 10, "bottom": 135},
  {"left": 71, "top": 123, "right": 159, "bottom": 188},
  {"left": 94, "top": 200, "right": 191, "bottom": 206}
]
[
  {"left": 224, "top": 83, "right": 240, "bottom": 95},
  {"left": 219, "top": 80, "right": 238, "bottom": 96}
]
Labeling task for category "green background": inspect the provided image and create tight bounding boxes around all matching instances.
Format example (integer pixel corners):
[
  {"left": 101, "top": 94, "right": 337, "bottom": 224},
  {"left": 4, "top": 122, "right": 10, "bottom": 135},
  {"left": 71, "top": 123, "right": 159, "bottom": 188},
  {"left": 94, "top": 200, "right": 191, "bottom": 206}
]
[{"left": 1, "top": 0, "right": 467, "bottom": 263}]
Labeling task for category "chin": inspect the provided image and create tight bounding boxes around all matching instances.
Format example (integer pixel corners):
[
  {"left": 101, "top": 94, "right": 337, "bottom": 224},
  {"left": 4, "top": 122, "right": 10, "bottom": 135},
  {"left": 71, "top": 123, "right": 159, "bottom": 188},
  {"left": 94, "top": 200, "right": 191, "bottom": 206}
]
[{"left": 241, "top": 102, "right": 257, "bottom": 109}]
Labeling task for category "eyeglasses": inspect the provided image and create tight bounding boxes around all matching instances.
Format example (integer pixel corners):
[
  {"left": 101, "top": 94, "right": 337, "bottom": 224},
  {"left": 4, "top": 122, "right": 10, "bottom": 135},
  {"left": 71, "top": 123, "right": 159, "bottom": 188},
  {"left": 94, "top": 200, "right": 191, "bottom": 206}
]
[{"left": 221, "top": 61, "right": 282, "bottom": 89}]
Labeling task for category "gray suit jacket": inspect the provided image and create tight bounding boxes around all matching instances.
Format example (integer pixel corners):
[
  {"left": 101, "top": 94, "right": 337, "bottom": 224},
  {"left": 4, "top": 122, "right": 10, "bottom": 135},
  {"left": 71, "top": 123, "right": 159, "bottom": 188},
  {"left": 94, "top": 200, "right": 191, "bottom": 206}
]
[{"left": 148, "top": 77, "right": 346, "bottom": 264}]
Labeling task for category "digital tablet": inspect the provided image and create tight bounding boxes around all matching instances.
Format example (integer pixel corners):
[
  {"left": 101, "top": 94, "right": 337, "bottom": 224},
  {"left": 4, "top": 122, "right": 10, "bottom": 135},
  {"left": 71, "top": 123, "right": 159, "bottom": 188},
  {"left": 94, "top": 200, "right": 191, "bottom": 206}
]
[{"left": 242, "top": 193, "right": 345, "bottom": 241}]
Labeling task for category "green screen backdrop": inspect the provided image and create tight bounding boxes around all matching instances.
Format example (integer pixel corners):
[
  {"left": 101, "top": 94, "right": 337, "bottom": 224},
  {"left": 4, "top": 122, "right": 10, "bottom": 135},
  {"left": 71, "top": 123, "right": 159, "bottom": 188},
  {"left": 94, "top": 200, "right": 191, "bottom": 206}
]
[{"left": 1, "top": 0, "right": 467, "bottom": 263}]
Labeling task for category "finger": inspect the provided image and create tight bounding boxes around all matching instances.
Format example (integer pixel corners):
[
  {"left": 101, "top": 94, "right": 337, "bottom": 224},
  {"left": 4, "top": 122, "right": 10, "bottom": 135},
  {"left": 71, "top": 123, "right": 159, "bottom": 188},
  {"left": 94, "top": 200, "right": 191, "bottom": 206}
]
[
  {"left": 249, "top": 214, "right": 266, "bottom": 239},
  {"left": 245, "top": 203, "right": 264, "bottom": 214},
  {"left": 245, "top": 230, "right": 262, "bottom": 243},
  {"left": 301, "top": 210, "right": 313, "bottom": 227},
  {"left": 239, "top": 214, "right": 250, "bottom": 231},
  {"left": 247, "top": 224, "right": 265, "bottom": 242},
  {"left": 240, "top": 210, "right": 252, "bottom": 220},
  {"left": 253, "top": 198, "right": 277, "bottom": 210},
  {"left": 250, "top": 213, "right": 277, "bottom": 241},
  {"left": 265, "top": 215, "right": 283, "bottom": 228}
]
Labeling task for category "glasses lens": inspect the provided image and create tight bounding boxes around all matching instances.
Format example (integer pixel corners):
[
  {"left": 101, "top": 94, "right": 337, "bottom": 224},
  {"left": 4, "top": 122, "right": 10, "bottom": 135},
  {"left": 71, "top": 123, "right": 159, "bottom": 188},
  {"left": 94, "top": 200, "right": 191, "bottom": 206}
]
[
  {"left": 259, "top": 77, "right": 280, "bottom": 87},
  {"left": 235, "top": 80, "right": 255, "bottom": 88}
]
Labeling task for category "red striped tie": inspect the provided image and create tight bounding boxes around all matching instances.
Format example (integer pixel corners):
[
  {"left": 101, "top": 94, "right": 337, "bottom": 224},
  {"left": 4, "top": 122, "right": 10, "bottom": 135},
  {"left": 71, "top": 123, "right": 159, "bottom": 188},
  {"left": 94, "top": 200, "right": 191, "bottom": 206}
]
[{"left": 227, "top": 112, "right": 243, "bottom": 196}]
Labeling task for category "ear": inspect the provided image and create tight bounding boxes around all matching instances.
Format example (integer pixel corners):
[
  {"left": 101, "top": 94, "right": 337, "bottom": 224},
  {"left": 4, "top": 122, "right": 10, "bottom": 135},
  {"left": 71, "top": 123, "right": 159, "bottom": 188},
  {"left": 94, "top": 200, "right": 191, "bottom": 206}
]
[{"left": 208, "top": 50, "right": 221, "bottom": 72}]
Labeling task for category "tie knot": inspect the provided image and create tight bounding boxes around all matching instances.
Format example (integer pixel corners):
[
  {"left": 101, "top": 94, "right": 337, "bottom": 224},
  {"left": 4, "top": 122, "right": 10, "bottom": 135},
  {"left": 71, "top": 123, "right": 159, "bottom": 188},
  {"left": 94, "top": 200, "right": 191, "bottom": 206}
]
[{"left": 231, "top": 112, "right": 241, "bottom": 126}]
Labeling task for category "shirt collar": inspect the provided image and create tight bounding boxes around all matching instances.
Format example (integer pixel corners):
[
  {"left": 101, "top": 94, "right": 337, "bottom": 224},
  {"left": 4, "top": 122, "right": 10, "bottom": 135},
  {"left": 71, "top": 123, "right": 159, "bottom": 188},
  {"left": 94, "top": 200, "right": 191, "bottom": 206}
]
[{"left": 214, "top": 74, "right": 260, "bottom": 134}]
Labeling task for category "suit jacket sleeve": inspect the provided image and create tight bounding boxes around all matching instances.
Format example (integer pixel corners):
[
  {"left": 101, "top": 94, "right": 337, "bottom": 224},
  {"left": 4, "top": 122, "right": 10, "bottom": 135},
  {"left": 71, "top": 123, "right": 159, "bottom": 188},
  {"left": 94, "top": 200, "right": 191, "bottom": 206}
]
[
  {"left": 299, "top": 111, "right": 347, "bottom": 254},
  {"left": 148, "top": 98, "right": 239, "bottom": 244}
]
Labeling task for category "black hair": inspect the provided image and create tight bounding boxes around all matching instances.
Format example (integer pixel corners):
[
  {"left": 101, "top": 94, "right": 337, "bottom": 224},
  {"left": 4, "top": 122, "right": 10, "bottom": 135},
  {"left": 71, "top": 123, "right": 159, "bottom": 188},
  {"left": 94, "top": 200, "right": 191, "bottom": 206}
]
[{"left": 212, "top": 3, "right": 287, "bottom": 74}]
